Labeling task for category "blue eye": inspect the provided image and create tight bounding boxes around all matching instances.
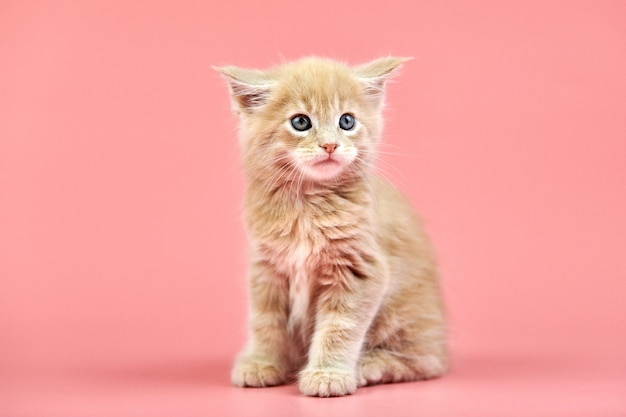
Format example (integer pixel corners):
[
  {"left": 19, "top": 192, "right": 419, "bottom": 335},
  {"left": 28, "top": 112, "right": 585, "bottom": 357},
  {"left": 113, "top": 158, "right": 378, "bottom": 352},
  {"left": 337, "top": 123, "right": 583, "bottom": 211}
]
[
  {"left": 290, "top": 115, "right": 312, "bottom": 131},
  {"left": 339, "top": 113, "right": 355, "bottom": 130}
]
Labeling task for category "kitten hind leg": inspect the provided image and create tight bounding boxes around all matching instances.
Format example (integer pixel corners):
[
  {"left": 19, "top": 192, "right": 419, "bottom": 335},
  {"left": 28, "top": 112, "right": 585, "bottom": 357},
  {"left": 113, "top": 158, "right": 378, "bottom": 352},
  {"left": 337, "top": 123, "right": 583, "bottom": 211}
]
[{"left": 357, "top": 343, "right": 448, "bottom": 387}]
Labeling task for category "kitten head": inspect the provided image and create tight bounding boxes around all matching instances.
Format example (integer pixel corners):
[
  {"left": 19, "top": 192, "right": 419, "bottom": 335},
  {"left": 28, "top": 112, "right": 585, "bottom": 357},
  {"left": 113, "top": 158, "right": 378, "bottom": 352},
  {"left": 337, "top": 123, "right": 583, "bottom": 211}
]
[{"left": 216, "top": 57, "right": 409, "bottom": 187}]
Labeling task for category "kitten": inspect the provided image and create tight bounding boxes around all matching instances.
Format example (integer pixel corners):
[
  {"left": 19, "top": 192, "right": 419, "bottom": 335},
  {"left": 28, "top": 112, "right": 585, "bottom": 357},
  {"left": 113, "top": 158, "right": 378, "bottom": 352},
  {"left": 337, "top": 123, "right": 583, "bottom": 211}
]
[{"left": 216, "top": 57, "right": 447, "bottom": 397}]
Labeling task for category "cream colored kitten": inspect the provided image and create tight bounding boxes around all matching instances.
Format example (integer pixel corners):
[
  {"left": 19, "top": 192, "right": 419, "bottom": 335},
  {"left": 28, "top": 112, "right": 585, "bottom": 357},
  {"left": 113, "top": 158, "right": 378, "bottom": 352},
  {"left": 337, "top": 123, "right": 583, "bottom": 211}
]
[{"left": 216, "top": 57, "right": 447, "bottom": 397}]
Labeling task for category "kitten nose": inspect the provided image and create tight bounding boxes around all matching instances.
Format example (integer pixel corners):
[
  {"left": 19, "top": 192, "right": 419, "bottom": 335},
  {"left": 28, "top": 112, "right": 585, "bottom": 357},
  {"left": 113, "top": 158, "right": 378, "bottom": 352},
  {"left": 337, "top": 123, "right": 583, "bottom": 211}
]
[{"left": 320, "top": 143, "right": 338, "bottom": 154}]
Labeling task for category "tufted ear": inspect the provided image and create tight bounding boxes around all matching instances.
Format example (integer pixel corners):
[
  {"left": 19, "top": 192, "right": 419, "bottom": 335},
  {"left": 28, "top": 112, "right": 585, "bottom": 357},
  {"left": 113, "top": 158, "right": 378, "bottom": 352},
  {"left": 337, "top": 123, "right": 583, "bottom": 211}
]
[
  {"left": 354, "top": 57, "right": 412, "bottom": 107},
  {"left": 214, "top": 66, "right": 275, "bottom": 114}
]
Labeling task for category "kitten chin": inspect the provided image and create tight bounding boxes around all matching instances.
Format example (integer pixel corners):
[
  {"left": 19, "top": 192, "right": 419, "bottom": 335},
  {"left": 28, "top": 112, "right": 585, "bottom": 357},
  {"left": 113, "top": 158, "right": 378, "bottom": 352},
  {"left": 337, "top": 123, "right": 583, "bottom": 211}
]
[{"left": 217, "top": 56, "right": 448, "bottom": 397}]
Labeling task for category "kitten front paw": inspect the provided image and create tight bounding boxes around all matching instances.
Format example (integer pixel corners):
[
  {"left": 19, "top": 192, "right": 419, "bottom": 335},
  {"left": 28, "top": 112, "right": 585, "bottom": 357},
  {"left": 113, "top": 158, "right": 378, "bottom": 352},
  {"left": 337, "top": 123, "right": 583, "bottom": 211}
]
[
  {"left": 231, "top": 356, "right": 286, "bottom": 388},
  {"left": 298, "top": 367, "right": 357, "bottom": 397}
]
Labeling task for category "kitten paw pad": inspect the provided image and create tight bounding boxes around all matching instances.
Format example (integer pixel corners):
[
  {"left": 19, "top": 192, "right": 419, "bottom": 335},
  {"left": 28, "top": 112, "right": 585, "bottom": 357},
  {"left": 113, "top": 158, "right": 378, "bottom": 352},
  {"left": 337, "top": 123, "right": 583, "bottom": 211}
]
[
  {"left": 231, "top": 357, "right": 286, "bottom": 388},
  {"left": 299, "top": 367, "right": 357, "bottom": 397}
]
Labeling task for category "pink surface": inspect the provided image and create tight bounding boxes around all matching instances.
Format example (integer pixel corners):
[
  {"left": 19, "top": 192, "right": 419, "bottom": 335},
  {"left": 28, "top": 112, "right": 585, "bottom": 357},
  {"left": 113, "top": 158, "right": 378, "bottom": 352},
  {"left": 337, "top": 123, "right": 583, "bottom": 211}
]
[{"left": 1, "top": 1, "right": 625, "bottom": 416}]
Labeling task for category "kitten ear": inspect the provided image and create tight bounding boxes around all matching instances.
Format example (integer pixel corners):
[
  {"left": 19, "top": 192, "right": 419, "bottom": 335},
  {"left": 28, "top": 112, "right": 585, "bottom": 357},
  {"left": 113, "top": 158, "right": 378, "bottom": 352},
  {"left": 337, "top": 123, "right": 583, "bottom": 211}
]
[
  {"left": 214, "top": 66, "right": 274, "bottom": 114},
  {"left": 354, "top": 57, "right": 412, "bottom": 107}
]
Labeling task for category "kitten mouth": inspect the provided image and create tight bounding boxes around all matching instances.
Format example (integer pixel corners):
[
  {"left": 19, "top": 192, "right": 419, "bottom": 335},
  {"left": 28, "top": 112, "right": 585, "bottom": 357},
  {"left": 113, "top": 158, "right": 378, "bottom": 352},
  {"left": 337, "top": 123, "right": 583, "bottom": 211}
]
[
  {"left": 312, "top": 152, "right": 343, "bottom": 163},
  {"left": 311, "top": 156, "right": 344, "bottom": 171},
  {"left": 313, "top": 156, "right": 340, "bottom": 166},
  {"left": 304, "top": 155, "right": 345, "bottom": 180}
]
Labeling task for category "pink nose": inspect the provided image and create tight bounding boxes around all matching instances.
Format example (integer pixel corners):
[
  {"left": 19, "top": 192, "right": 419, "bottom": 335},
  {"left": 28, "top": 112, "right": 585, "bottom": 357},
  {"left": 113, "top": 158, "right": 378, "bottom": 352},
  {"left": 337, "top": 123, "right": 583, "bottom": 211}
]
[{"left": 320, "top": 143, "right": 338, "bottom": 154}]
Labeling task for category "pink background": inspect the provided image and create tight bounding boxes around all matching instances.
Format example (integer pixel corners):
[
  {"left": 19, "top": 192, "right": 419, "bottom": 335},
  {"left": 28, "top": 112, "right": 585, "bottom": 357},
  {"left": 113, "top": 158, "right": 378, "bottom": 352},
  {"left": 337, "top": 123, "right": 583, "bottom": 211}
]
[{"left": 1, "top": 1, "right": 625, "bottom": 416}]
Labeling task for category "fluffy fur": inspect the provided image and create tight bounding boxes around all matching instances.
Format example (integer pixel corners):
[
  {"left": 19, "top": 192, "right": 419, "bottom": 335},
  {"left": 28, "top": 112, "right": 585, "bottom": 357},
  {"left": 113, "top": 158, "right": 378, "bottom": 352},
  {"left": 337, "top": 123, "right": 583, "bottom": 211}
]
[{"left": 216, "top": 57, "right": 447, "bottom": 397}]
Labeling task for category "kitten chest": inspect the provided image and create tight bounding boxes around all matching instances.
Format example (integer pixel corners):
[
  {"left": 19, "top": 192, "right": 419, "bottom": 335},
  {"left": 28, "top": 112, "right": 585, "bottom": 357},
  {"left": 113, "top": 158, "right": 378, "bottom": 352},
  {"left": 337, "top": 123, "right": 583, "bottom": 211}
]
[
  {"left": 249, "top": 191, "right": 370, "bottom": 334},
  {"left": 279, "top": 222, "right": 319, "bottom": 335}
]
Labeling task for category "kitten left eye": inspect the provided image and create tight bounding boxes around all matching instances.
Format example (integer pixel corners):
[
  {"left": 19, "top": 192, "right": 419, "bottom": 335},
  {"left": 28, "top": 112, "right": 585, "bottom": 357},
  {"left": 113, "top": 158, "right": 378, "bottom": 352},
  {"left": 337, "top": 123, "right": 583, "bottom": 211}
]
[{"left": 339, "top": 113, "right": 355, "bottom": 131}]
